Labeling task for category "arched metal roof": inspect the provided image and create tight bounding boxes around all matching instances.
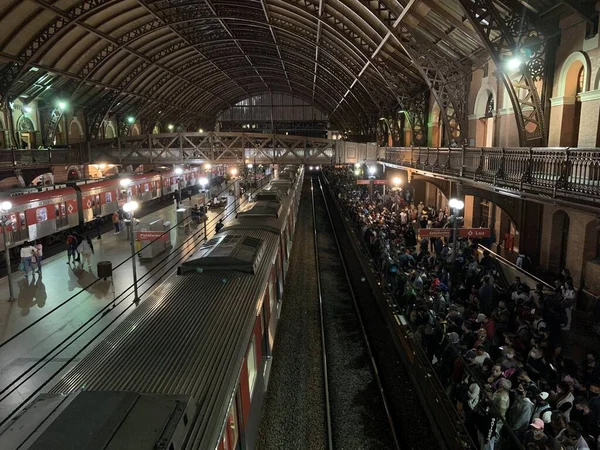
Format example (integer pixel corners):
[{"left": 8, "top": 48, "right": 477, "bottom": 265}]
[{"left": 0, "top": 0, "right": 572, "bottom": 137}]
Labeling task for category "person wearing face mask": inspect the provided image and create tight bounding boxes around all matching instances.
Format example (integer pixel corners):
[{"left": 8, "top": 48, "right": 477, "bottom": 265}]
[
  {"left": 588, "top": 381, "right": 600, "bottom": 419},
  {"left": 556, "top": 421, "right": 590, "bottom": 450},
  {"left": 582, "top": 353, "right": 600, "bottom": 388},
  {"left": 501, "top": 347, "right": 518, "bottom": 371},
  {"left": 571, "top": 397, "right": 600, "bottom": 444}
]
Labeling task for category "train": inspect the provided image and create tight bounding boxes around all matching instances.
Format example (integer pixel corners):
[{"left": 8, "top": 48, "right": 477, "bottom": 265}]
[
  {"left": 0, "top": 168, "right": 226, "bottom": 254},
  {"left": 0, "top": 165, "right": 304, "bottom": 450}
]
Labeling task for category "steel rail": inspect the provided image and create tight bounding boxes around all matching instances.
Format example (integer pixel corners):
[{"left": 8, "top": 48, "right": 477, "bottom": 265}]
[
  {"left": 310, "top": 176, "right": 334, "bottom": 450},
  {"left": 315, "top": 175, "right": 401, "bottom": 450}
]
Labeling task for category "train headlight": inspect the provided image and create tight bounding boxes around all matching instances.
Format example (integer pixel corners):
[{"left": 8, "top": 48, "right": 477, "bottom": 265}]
[{"left": 309, "top": 166, "right": 314, "bottom": 170}]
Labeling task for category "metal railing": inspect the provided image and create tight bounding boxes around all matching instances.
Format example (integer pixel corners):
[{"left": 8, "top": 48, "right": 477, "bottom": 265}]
[
  {"left": 0, "top": 148, "right": 82, "bottom": 167},
  {"left": 385, "top": 146, "right": 600, "bottom": 200}
]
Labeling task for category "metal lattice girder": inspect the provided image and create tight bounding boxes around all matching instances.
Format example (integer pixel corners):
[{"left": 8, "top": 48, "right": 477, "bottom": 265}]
[
  {"left": 407, "top": 91, "right": 429, "bottom": 146},
  {"left": 0, "top": 0, "right": 489, "bottom": 137},
  {"left": 356, "top": 0, "right": 470, "bottom": 144},
  {"left": 459, "top": 0, "right": 548, "bottom": 146}
]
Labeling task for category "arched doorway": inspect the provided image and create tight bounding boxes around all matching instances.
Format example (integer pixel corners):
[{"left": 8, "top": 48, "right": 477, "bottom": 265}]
[
  {"left": 67, "top": 166, "right": 82, "bottom": 181},
  {"left": 104, "top": 122, "right": 115, "bottom": 139},
  {"left": 555, "top": 52, "right": 589, "bottom": 147},
  {"left": 17, "top": 115, "right": 36, "bottom": 148},
  {"left": 473, "top": 86, "right": 496, "bottom": 147},
  {"left": 550, "top": 210, "right": 570, "bottom": 273}
]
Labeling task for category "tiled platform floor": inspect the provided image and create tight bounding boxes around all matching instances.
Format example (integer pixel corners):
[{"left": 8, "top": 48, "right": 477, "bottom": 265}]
[{"left": 0, "top": 191, "right": 242, "bottom": 423}]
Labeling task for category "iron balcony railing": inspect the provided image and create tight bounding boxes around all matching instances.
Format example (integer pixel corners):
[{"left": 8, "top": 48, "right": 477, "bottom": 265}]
[
  {"left": 385, "top": 146, "right": 600, "bottom": 199},
  {"left": 0, "top": 149, "right": 83, "bottom": 167}
]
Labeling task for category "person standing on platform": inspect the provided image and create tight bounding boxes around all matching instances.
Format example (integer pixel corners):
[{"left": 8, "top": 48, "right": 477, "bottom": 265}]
[
  {"left": 118, "top": 209, "right": 125, "bottom": 233},
  {"left": 215, "top": 219, "right": 224, "bottom": 233},
  {"left": 20, "top": 241, "right": 35, "bottom": 277},
  {"left": 187, "top": 189, "right": 192, "bottom": 203},
  {"left": 33, "top": 240, "right": 43, "bottom": 274},
  {"left": 94, "top": 215, "right": 103, "bottom": 239},
  {"left": 112, "top": 211, "right": 120, "bottom": 233},
  {"left": 66, "top": 233, "right": 78, "bottom": 264},
  {"left": 78, "top": 235, "right": 95, "bottom": 269}
]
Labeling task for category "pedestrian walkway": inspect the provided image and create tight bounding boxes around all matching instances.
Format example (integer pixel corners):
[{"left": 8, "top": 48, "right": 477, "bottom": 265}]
[{"left": 0, "top": 188, "right": 241, "bottom": 423}]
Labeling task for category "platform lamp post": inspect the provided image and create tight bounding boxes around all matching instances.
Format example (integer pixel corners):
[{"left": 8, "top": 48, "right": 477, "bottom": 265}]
[
  {"left": 175, "top": 167, "right": 183, "bottom": 206},
  {"left": 1, "top": 201, "right": 15, "bottom": 302},
  {"left": 368, "top": 165, "right": 377, "bottom": 200},
  {"left": 199, "top": 177, "right": 209, "bottom": 240},
  {"left": 230, "top": 168, "right": 239, "bottom": 213},
  {"left": 448, "top": 198, "right": 464, "bottom": 292},
  {"left": 123, "top": 200, "right": 140, "bottom": 303}
]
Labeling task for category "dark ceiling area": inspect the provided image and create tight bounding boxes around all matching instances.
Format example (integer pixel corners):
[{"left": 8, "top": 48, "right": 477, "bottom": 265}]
[{"left": 0, "top": 0, "right": 589, "bottom": 139}]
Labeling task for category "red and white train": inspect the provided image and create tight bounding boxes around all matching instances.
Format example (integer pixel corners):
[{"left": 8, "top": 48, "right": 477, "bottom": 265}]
[
  {"left": 0, "top": 168, "right": 220, "bottom": 253},
  {"left": 0, "top": 166, "right": 305, "bottom": 450}
]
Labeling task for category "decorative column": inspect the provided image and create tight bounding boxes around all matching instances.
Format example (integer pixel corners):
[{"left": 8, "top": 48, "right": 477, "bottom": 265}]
[
  {"left": 577, "top": 90, "right": 600, "bottom": 147},
  {"left": 548, "top": 96, "right": 577, "bottom": 146}
]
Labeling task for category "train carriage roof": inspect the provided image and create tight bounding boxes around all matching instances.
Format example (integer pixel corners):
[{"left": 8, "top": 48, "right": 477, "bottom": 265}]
[{"left": 49, "top": 227, "right": 281, "bottom": 449}]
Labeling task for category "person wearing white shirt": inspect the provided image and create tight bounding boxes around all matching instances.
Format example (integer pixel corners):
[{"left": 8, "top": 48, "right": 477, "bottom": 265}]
[{"left": 19, "top": 241, "right": 36, "bottom": 277}]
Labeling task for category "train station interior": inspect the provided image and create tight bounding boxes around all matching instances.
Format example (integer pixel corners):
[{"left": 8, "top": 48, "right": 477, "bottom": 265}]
[{"left": 1, "top": 1, "right": 600, "bottom": 449}]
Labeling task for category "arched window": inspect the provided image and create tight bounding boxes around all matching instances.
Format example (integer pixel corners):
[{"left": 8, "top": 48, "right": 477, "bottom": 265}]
[
  {"left": 577, "top": 67, "right": 585, "bottom": 95},
  {"left": 485, "top": 93, "right": 494, "bottom": 118}
]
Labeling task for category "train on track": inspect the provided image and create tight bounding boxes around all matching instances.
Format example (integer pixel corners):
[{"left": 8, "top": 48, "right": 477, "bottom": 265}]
[
  {"left": 0, "top": 168, "right": 225, "bottom": 255},
  {"left": 0, "top": 165, "right": 304, "bottom": 450}
]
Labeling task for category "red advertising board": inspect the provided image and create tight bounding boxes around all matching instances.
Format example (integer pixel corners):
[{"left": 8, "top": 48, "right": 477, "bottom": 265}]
[
  {"left": 418, "top": 228, "right": 451, "bottom": 237},
  {"left": 356, "top": 179, "right": 387, "bottom": 185},
  {"left": 136, "top": 231, "right": 170, "bottom": 241},
  {"left": 418, "top": 228, "right": 491, "bottom": 238},
  {"left": 459, "top": 228, "right": 491, "bottom": 238}
]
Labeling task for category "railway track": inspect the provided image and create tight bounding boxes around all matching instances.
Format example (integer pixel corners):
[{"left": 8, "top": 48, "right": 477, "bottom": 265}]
[
  {"left": 258, "top": 175, "right": 440, "bottom": 450},
  {"left": 311, "top": 175, "right": 400, "bottom": 450}
]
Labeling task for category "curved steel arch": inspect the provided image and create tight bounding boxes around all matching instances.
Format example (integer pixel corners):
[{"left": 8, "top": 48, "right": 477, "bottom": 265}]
[
  {"left": 97, "top": 15, "right": 389, "bottom": 109},
  {"left": 0, "top": 0, "right": 493, "bottom": 143}
]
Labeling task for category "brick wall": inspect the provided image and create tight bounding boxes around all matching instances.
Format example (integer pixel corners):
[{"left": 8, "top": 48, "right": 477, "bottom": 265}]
[{"left": 540, "top": 204, "right": 597, "bottom": 292}]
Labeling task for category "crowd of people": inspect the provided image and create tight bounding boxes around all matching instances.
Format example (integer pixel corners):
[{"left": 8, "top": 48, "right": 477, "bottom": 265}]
[{"left": 326, "top": 167, "right": 600, "bottom": 450}]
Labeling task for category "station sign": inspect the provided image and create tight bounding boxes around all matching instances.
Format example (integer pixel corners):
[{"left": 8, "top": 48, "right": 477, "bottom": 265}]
[
  {"left": 418, "top": 228, "right": 451, "bottom": 237},
  {"left": 356, "top": 179, "right": 387, "bottom": 185},
  {"left": 459, "top": 228, "right": 491, "bottom": 238},
  {"left": 136, "top": 231, "right": 170, "bottom": 241},
  {"left": 417, "top": 228, "right": 491, "bottom": 238}
]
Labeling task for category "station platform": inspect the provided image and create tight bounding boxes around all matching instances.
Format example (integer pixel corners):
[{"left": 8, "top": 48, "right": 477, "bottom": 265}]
[{"left": 0, "top": 190, "right": 240, "bottom": 423}]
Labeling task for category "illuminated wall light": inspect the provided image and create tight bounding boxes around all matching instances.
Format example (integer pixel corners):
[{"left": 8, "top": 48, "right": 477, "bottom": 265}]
[
  {"left": 127, "top": 116, "right": 135, "bottom": 124},
  {"left": 57, "top": 101, "right": 67, "bottom": 110},
  {"left": 168, "top": 124, "right": 174, "bottom": 131},
  {"left": 23, "top": 106, "right": 32, "bottom": 114}
]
